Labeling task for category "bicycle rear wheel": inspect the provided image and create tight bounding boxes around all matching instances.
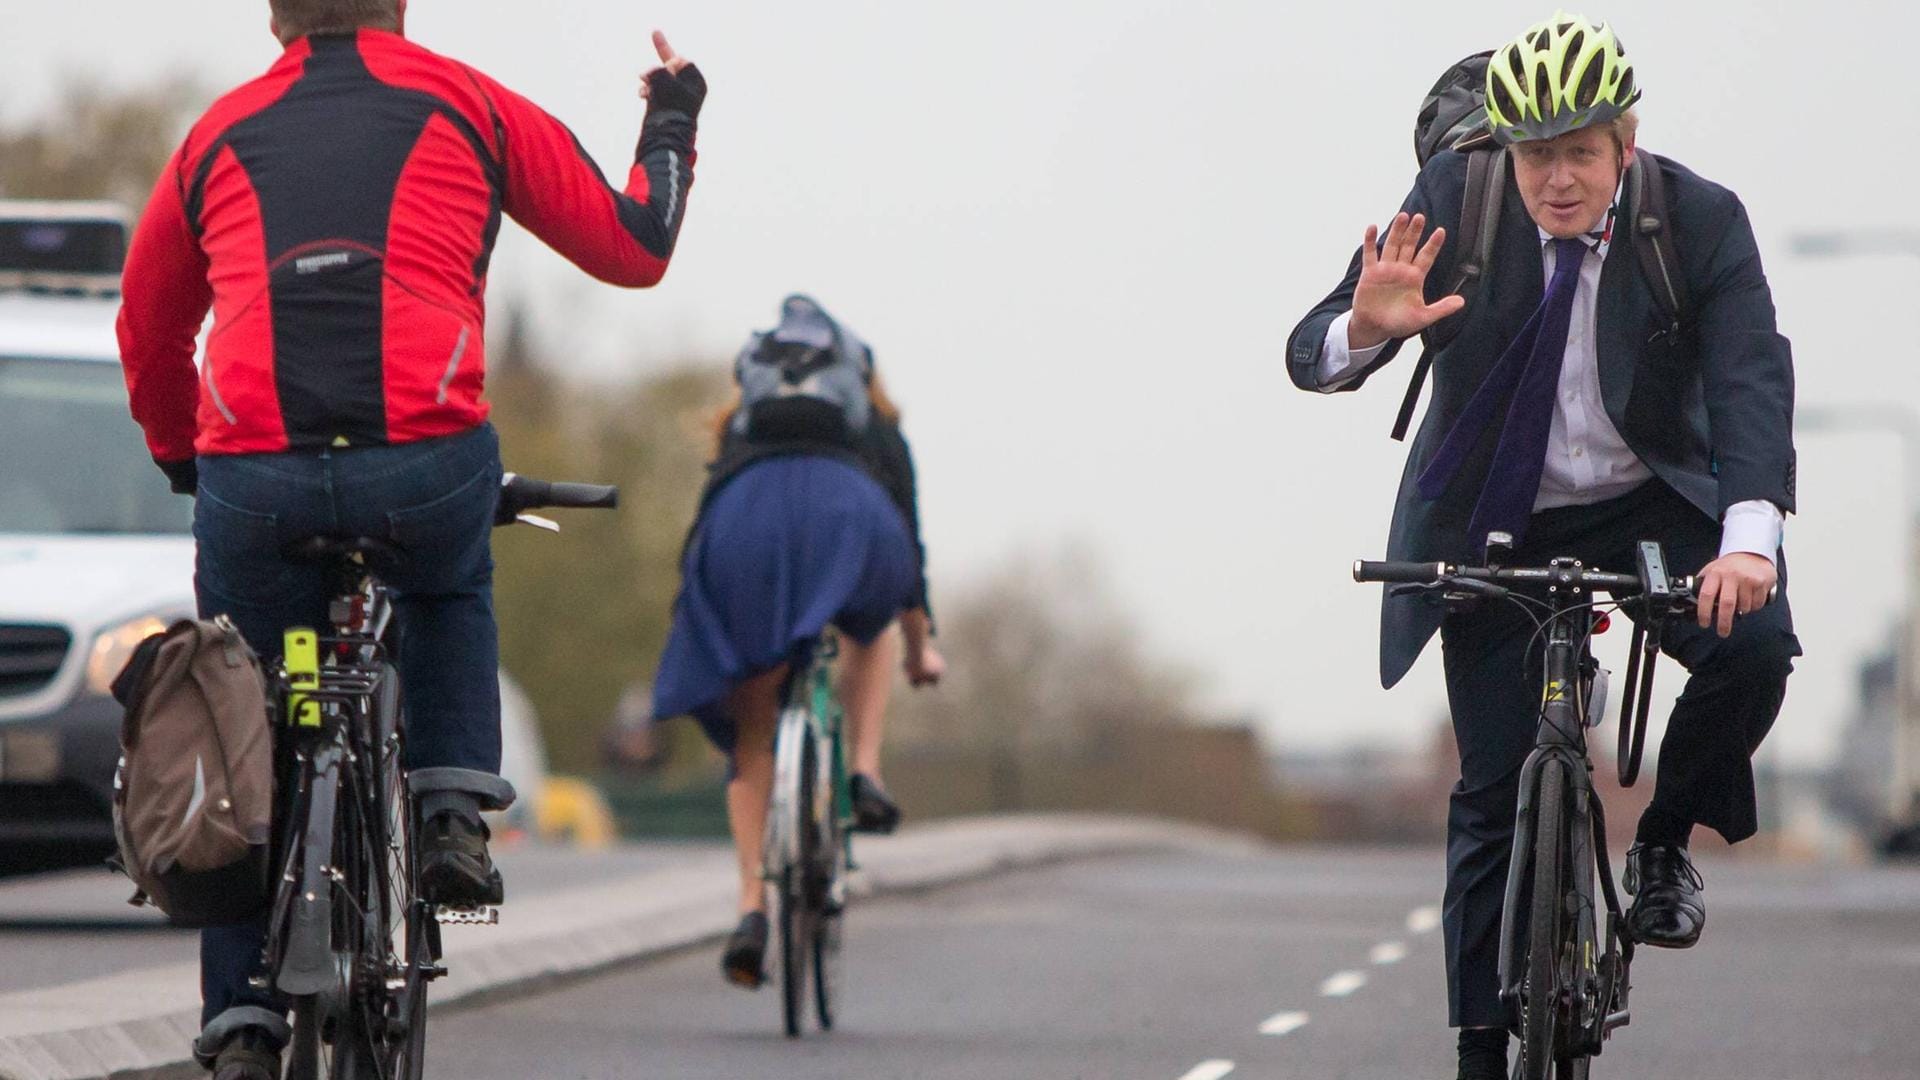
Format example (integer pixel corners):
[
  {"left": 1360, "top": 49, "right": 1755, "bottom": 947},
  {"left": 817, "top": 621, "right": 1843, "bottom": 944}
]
[
  {"left": 813, "top": 812, "right": 845, "bottom": 1031},
  {"left": 362, "top": 665, "right": 430, "bottom": 1079},
  {"left": 776, "top": 730, "right": 820, "bottom": 1038},
  {"left": 286, "top": 669, "right": 426, "bottom": 1080},
  {"left": 1518, "top": 761, "right": 1569, "bottom": 1080}
]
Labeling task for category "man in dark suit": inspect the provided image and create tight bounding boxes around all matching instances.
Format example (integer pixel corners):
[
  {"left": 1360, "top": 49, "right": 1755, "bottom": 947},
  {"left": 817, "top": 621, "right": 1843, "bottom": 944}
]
[{"left": 1286, "top": 13, "right": 1799, "bottom": 1079}]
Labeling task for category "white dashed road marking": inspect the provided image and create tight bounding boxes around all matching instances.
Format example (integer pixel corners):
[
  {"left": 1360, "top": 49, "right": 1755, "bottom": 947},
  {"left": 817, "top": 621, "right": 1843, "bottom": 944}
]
[
  {"left": 1259, "top": 1010, "right": 1310, "bottom": 1037},
  {"left": 1407, "top": 905, "right": 1442, "bottom": 934},
  {"left": 1320, "top": 970, "right": 1368, "bottom": 998},
  {"left": 1371, "top": 940, "right": 1409, "bottom": 965},
  {"left": 1177, "top": 1060, "right": 1235, "bottom": 1080}
]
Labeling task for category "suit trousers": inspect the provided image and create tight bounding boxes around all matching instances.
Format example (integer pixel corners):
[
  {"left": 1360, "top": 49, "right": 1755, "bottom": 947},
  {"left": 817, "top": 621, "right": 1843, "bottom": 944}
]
[{"left": 1437, "top": 480, "right": 1800, "bottom": 1028}]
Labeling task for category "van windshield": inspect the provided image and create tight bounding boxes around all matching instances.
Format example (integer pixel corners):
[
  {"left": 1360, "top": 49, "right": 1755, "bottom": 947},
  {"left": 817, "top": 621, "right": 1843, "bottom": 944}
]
[{"left": 0, "top": 356, "right": 191, "bottom": 535}]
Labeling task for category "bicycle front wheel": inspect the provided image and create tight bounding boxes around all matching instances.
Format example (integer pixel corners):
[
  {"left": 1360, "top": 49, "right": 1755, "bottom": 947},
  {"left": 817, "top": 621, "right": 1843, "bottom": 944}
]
[{"left": 1519, "top": 761, "right": 1569, "bottom": 1080}]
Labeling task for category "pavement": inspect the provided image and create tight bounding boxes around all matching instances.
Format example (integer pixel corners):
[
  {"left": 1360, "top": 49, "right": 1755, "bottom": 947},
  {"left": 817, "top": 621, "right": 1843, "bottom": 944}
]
[
  {"left": 0, "top": 815, "right": 1245, "bottom": 1080},
  {"left": 3, "top": 824, "right": 1917, "bottom": 1079},
  {"left": 429, "top": 846, "right": 1920, "bottom": 1080}
]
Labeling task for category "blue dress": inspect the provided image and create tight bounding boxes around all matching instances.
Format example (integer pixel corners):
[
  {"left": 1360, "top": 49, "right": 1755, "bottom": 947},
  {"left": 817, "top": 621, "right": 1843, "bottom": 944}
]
[{"left": 652, "top": 454, "right": 918, "bottom": 757}]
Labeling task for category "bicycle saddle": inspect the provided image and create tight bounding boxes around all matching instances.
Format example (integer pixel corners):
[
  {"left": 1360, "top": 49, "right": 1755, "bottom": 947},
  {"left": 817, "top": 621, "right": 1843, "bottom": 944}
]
[{"left": 283, "top": 535, "right": 407, "bottom": 575}]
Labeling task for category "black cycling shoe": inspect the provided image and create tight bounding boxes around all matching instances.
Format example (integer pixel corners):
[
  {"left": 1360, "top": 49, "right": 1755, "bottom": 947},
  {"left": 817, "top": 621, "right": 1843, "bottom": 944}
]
[
  {"left": 418, "top": 810, "right": 505, "bottom": 907},
  {"left": 1624, "top": 842, "right": 1705, "bottom": 948},
  {"left": 850, "top": 773, "right": 902, "bottom": 834},
  {"left": 721, "top": 911, "right": 769, "bottom": 989},
  {"left": 211, "top": 1029, "right": 282, "bottom": 1080}
]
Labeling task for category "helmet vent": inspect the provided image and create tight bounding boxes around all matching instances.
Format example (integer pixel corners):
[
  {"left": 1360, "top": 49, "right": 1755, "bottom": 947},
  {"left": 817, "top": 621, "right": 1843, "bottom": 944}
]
[{"left": 1574, "top": 55, "right": 1603, "bottom": 109}]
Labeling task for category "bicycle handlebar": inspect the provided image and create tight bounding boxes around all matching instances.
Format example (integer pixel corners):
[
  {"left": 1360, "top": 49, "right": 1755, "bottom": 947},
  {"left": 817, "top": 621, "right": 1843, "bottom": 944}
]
[
  {"left": 1352, "top": 559, "right": 1683, "bottom": 605},
  {"left": 495, "top": 472, "right": 620, "bottom": 526},
  {"left": 1355, "top": 548, "right": 1706, "bottom": 790}
]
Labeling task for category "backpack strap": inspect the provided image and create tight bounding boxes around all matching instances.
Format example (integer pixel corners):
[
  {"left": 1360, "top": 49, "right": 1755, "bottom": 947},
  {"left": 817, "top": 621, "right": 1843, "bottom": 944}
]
[
  {"left": 1391, "top": 146, "right": 1507, "bottom": 441},
  {"left": 1628, "top": 147, "right": 1687, "bottom": 331}
]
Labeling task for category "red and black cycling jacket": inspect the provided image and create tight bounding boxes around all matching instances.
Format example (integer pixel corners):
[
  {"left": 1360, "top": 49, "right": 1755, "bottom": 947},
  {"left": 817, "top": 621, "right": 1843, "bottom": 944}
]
[{"left": 118, "top": 29, "right": 701, "bottom": 463}]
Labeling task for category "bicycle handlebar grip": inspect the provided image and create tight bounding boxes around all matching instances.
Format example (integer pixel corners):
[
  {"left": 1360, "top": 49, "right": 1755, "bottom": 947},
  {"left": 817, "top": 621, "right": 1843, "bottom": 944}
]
[
  {"left": 542, "top": 482, "right": 619, "bottom": 510},
  {"left": 1353, "top": 560, "right": 1448, "bottom": 584}
]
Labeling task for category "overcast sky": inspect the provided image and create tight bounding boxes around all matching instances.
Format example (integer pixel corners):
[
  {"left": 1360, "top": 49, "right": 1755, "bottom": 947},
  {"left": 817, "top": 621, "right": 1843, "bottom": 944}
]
[{"left": 8, "top": 1, "right": 1917, "bottom": 767}]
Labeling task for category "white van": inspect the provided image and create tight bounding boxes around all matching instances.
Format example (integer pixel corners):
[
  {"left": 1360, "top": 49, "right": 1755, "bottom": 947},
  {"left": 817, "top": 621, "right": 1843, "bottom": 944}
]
[{"left": 0, "top": 202, "right": 544, "bottom": 867}]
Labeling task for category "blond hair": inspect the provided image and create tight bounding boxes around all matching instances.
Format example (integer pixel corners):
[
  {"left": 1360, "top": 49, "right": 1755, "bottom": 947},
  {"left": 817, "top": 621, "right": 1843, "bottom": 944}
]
[{"left": 1612, "top": 109, "right": 1641, "bottom": 153}]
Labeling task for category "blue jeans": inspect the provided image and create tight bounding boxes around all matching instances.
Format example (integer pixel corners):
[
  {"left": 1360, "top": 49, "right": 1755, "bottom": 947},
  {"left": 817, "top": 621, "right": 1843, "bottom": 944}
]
[{"left": 191, "top": 424, "right": 502, "bottom": 1031}]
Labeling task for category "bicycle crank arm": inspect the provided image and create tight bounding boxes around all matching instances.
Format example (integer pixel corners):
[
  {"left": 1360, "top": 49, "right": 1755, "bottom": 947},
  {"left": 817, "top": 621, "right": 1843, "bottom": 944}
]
[{"left": 434, "top": 904, "right": 501, "bottom": 926}]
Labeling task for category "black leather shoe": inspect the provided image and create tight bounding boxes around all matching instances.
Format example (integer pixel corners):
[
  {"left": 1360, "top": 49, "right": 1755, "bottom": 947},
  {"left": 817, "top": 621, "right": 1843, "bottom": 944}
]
[
  {"left": 419, "top": 810, "right": 505, "bottom": 906},
  {"left": 1624, "top": 842, "right": 1705, "bottom": 948},
  {"left": 211, "top": 1029, "right": 282, "bottom": 1080},
  {"left": 850, "top": 773, "right": 902, "bottom": 834},
  {"left": 721, "top": 911, "right": 769, "bottom": 989}
]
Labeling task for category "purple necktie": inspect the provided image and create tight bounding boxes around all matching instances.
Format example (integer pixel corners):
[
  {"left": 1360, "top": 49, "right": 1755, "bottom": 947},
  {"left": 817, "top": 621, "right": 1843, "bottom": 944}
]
[{"left": 1416, "top": 236, "right": 1589, "bottom": 553}]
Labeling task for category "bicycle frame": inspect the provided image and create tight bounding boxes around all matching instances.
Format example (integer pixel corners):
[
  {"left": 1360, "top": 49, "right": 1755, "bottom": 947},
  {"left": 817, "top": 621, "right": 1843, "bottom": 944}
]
[
  {"left": 1492, "top": 565, "right": 1639, "bottom": 1061},
  {"left": 764, "top": 633, "right": 851, "bottom": 889}
]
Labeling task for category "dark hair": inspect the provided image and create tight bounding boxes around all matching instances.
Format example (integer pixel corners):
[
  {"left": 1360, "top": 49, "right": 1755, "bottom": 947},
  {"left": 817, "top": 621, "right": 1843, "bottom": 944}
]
[{"left": 269, "top": 0, "right": 400, "bottom": 40}]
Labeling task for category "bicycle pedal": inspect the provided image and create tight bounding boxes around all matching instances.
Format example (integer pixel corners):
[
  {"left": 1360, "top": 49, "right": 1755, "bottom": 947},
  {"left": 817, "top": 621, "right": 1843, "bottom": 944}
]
[{"left": 434, "top": 904, "right": 500, "bottom": 926}]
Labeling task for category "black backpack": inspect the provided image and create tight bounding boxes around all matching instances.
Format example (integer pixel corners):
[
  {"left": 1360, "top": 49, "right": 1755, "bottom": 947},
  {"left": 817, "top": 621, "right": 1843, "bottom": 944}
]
[{"left": 1389, "top": 53, "right": 1688, "bottom": 441}]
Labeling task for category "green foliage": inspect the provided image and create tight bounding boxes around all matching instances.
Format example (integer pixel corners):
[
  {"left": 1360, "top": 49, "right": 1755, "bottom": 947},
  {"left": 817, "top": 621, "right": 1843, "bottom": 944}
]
[{"left": 485, "top": 310, "right": 729, "bottom": 776}]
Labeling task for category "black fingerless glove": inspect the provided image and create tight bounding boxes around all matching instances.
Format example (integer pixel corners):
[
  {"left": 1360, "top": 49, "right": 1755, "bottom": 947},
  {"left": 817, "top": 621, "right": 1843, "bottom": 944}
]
[
  {"left": 644, "top": 63, "right": 707, "bottom": 124},
  {"left": 156, "top": 457, "right": 198, "bottom": 496}
]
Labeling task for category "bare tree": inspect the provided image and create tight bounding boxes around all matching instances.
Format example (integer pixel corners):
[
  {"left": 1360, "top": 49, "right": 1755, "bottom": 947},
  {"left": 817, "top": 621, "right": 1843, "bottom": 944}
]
[{"left": 0, "top": 77, "right": 204, "bottom": 210}]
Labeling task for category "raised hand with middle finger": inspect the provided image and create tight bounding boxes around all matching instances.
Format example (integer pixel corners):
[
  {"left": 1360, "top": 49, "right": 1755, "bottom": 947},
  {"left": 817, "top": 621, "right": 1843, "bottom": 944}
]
[{"left": 640, "top": 29, "right": 707, "bottom": 119}]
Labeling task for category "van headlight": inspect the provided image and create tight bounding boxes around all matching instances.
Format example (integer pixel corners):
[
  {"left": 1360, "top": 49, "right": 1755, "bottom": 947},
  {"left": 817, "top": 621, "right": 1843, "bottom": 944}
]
[{"left": 85, "top": 615, "right": 172, "bottom": 696}]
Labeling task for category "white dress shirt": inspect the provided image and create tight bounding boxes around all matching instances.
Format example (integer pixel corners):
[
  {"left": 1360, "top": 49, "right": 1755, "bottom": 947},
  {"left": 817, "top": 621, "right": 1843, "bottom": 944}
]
[{"left": 1315, "top": 229, "right": 1784, "bottom": 563}]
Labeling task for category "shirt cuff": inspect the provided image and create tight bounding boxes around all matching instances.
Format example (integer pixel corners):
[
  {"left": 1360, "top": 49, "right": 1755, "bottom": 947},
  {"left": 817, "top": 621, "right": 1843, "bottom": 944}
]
[
  {"left": 1314, "top": 311, "right": 1390, "bottom": 393},
  {"left": 1718, "top": 499, "right": 1784, "bottom": 565}
]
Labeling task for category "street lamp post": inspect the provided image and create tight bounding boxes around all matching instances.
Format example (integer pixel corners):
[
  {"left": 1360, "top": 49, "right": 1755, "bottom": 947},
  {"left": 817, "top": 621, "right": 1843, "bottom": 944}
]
[{"left": 1789, "top": 229, "right": 1920, "bottom": 853}]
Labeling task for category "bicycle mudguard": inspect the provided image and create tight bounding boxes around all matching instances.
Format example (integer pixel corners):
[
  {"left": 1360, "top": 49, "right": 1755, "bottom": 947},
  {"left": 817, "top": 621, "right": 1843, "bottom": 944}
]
[
  {"left": 1496, "top": 752, "right": 1546, "bottom": 1009},
  {"left": 763, "top": 705, "right": 811, "bottom": 878},
  {"left": 1496, "top": 748, "right": 1578, "bottom": 1011},
  {"left": 277, "top": 739, "right": 343, "bottom": 995}
]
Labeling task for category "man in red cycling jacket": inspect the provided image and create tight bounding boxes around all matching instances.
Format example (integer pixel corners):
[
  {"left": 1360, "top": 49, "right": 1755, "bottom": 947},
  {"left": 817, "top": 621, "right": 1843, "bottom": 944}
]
[{"left": 115, "top": 2, "right": 704, "bottom": 1075}]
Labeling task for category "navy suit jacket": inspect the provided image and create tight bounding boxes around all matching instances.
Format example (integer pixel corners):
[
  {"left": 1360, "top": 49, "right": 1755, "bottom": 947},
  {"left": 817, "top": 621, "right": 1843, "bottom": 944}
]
[{"left": 1287, "top": 150, "right": 1796, "bottom": 689}]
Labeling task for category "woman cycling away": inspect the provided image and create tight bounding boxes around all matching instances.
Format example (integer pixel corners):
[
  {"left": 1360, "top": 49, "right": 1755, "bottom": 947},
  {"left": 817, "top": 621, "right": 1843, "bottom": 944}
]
[{"left": 652, "top": 294, "right": 943, "bottom": 988}]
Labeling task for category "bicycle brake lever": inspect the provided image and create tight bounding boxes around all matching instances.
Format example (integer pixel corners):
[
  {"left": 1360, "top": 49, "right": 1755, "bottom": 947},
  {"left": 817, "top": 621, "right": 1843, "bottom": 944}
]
[
  {"left": 1444, "top": 578, "right": 1510, "bottom": 600},
  {"left": 515, "top": 513, "right": 561, "bottom": 532}
]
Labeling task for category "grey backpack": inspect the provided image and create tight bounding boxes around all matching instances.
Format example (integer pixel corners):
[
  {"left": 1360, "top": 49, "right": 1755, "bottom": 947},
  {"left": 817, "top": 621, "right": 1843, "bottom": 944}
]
[
  {"left": 110, "top": 616, "right": 275, "bottom": 927},
  {"left": 732, "top": 294, "right": 874, "bottom": 444}
]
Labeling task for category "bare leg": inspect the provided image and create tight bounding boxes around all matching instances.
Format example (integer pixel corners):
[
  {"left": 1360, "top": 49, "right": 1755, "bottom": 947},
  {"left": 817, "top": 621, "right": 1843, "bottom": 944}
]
[
  {"left": 839, "top": 625, "right": 900, "bottom": 780},
  {"left": 724, "top": 665, "right": 787, "bottom": 915}
]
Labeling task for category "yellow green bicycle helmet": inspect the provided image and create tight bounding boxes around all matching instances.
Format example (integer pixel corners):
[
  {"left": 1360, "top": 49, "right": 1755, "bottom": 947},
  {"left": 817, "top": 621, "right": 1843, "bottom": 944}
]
[{"left": 1485, "top": 11, "right": 1640, "bottom": 144}]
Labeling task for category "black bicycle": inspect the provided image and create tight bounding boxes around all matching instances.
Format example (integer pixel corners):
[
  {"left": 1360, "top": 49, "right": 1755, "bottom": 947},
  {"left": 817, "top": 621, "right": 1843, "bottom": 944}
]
[
  {"left": 1356, "top": 535, "right": 1697, "bottom": 1080},
  {"left": 259, "top": 473, "right": 616, "bottom": 1080}
]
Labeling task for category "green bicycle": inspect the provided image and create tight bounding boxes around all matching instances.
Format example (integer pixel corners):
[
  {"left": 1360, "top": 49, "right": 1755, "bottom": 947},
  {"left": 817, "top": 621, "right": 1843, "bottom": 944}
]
[{"left": 762, "top": 629, "right": 853, "bottom": 1038}]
